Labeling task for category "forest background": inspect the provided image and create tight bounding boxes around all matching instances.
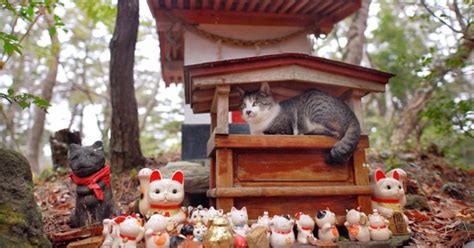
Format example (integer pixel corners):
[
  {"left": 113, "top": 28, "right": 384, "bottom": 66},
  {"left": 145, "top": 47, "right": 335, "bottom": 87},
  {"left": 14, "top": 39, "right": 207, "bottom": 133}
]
[{"left": 0, "top": 0, "right": 473, "bottom": 175}]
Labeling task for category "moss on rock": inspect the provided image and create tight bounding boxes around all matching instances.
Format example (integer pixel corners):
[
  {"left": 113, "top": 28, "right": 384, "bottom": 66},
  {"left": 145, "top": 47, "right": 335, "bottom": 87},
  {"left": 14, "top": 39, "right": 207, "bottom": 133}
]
[{"left": 0, "top": 149, "right": 51, "bottom": 248}]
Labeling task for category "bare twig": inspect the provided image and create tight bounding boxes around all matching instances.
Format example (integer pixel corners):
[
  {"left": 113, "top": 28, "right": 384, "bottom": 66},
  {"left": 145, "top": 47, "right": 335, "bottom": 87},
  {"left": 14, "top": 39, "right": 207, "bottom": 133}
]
[{"left": 420, "top": 0, "right": 462, "bottom": 34}]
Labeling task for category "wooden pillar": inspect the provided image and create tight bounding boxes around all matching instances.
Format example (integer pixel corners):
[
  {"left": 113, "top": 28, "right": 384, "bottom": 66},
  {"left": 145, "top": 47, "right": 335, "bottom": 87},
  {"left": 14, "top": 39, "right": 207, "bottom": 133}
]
[
  {"left": 211, "top": 85, "right": 230, "bottom": 134},
  {"left": 353, "top": 148, "right": 372, "bottom": 213},
  {"left": 215, "top": 148, "right": 234, "bottom": 211},
  {"left": 342, "top": 89, "right": 366, "bottom": 132}
]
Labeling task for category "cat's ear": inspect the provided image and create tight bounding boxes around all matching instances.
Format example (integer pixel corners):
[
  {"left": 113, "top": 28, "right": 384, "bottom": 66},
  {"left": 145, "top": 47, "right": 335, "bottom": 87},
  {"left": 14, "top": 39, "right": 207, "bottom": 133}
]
[
  {"left": 260, "top": 82, "right": 271, "bottom": 96},
  {"left": 391, "top": 170, "right": 400, "bottom": 181},
  {"left": 242, "top": 207, "right": 247, "bottom": 212},
  {"left": 374, "top": 169, "right": 386, "bottom": 182},
  {"left": 92, "top": 140, "right": 103, "bottom": 150},
  {"left": 235, "top": 86, "right": 246, "bottom": 98},
  {"left": 231, "top": 207, "right": 237, "bottom": 212},
  {"left": 114, "top": 216, "right": 126, "bottom": 224},
  {"left": 150, "top": 170, "right": 162, "bottom": 182},
  {"left": 171, "top": 170, "right": 184, "bottom": 184}
]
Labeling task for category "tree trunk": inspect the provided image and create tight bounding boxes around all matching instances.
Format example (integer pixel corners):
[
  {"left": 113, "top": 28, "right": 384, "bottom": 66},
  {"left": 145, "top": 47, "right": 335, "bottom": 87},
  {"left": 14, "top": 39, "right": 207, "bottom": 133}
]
[
  {"left": 343, "top": 0, "right": 371, "bottom": 65},
  {"left": 26, "top": 17, "right": 60, "bottom": 174},
  {"left": 109, "top": 0, "right": 145, "bottom": 172}
]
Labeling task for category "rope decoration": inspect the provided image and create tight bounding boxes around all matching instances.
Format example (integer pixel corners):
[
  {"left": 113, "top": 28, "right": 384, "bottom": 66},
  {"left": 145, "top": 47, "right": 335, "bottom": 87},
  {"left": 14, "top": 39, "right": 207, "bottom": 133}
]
[{"left": 163, "top": 11, "right": 325, "bottom": 48}]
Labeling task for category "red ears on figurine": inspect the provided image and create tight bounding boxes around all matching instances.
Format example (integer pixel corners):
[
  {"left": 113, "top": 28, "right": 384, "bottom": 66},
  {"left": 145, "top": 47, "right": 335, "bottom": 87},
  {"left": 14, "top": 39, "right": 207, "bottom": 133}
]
[
  {"left": 150, "top": 170, "right": 162, "bottom": 182},
  {"left": 374, "top": 169, "right": 400, "bottom": 182},
  {"left": 171, "top": 170, "right": 184, "bottom": 184},
  {"left": 114, "top": 216, "right": 126, "bottom": 224},
  {"left": 295, "top": 212, "right": 303, "bottom": 220},
  {"left": 149, "top": 170, "right": 184, "bottom": 184}
]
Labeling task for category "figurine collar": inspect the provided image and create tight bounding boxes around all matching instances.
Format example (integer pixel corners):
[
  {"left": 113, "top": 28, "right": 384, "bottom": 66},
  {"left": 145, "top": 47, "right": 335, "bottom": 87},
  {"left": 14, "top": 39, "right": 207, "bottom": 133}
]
[
  {"left": 370, "top": 224, "right": 387, "bottom": 229},
  {"left": 275, "top": 229, "right": 292, "bottom": 235},
  {"left": 150, "top": 204, "right": 181, "bottom": 209},
  {"left": 120, "top": 233, "right": 137, "bottom": 241},
  {"left": 70, "top": 164, "right": 111, "bottom": 201},
  {"left": 371, "top": 197, "right": 400, "bottom": 203},
  {"left": 301, "top": 226, "right": 313, "bottom": 231}
]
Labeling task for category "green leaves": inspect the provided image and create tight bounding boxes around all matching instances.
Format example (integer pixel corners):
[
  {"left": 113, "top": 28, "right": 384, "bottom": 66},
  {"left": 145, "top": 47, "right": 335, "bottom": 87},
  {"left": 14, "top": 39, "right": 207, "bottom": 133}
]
[
  {"left": 0, "top": 31, "right": 22, "bottom": 56},
  {"left": 0, "top": 88, "right": 51, "bottom": 112}
]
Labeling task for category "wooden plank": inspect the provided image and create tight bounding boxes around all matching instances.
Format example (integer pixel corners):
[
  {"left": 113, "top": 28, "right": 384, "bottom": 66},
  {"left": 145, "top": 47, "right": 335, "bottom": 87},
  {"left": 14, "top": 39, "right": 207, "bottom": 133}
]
[
  {"left": 353, "top": 148, "right": 372, "bottom": 213},
  {"left": 269, "top": 0, "right": 285, "bottom": 13},
  {"left": 164, "top": 0, "right": 172, "bottom": 8},
  {"left": 207, "top": 185, "right": 372, "bottom": 198},
  {"left": 177, "top": 0, "right": 184, "bottom": 9},
  {"left": 211, "top": 85, "right": 230, "bottom": 134},
  {"left": 213, "top": 0, "right": 220, "bottom": 10},
  {"left": 185, "top": 54, "right": 394, "bottom": 85},
  {"left": 235, "top": 150, "right": 352, "bottom": 182},
  {"left": 190, "top": 0, "right": 196, "bottom": 9},
  {"left": 247, "top": 0, "right": 259, "bottom": 11},
  {"left": 278, "top": 0, "right": 296, "bottom": 14},
  {"left": 270, "top": 86, "right": 303, "bottom": 98},
  {"left": 257, "top": 0, "right": 272, "bottom": 12},
  {"left": 209, "top": 134, "right": 370, "bottom": 151},
  {"left": 215, "top": 149, "right": 234, "bottom": 211},
  {"left": 287, "top": 0, "right": 309, "bottom": 14},
  {"left": 202, "top": 0, "right": 209, "bottom": 9},
  {"left": 236, "top": 0, "right": 246, "bottom": 11},
  {"left": 302, "top": 0, "right": 324, "bottom": 14},
  {"left": 192, "top": 65, "right": 386, "bottom": 93},
  {"left": 224, "top": 0, "right": 233, "bottom": 10},
  {"left": 236, "top": 195, "right": 358, "bottom": 220},
  {"left": 310, "top": 0, "right": 334, "bottom": 15}
]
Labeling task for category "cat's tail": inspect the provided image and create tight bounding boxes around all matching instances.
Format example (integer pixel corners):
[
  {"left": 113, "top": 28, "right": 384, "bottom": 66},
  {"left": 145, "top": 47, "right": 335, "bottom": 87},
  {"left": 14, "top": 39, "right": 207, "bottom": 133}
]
[{"left": 325, "top": 118, "right": 361, "bottom": 165}]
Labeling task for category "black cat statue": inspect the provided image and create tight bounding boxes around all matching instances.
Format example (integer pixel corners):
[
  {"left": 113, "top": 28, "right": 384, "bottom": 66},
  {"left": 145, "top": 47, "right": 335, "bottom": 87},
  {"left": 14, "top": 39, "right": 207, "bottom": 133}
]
[{"left": 68, "top": 141, "right": 115, "bottom": 227}]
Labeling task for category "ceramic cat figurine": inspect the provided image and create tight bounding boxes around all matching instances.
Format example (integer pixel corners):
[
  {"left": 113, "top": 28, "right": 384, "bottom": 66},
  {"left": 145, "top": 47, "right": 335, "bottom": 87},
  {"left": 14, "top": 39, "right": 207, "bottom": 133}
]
[
  {"left": 193, "top": 220, "right": 208, "bottom": 242},
  {"left": 371, "top": 169, "right": 406, "bottom": 218},
  {"left": 69, "top": 141, "right": 115, "bottom": 227},
  {"left": 270, "top": 215, "right": 295, "bottom": 248},
  {"left": 138, "top": 169, "right": 186, "bottom": 223},
  {"left": 188, "top": 205, "right": 207, "bottom": 225},
  {"left": 113, "top": 214, "right": 145, "bottom": 248},
  {"left": 344, "top": 208, "right": 370, "bottom": 242},
  {"left": 294, "top": 212, "right": 315, "bottom": 244},
  {"left": 102, "top": 218, "right": 119, "bottom": 247},
  {"left": 204, "top": 207, "right": 223, "bottom": 226},
  {"left": 144, "top": 214, "right": 170, "bottom": 248},
  {"left": 229, "top": 207, "right": 251, "bottom": 237},
  {"left": 315, "top": 209, "right": 339, "bottom": 242},
  {"left": 251, "top": 211, "right": 271, "bottom": 238},
  {"left": 368, "top": 209, "right": 391, "bottom": 241},
  {"left": 237, "top": 82, "right": 360, "bottom": 164}
]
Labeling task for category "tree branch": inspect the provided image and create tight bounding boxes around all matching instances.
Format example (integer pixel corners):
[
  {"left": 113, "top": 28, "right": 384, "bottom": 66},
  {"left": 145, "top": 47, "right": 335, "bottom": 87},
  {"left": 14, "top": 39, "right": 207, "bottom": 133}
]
[{"left": 421, "top": 0, "right": 462, "bottom": 34}]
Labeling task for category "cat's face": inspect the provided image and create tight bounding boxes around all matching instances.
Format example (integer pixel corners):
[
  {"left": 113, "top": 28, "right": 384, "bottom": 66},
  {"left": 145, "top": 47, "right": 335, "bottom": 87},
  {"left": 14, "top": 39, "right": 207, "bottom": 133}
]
[
  {"left": 230, "top": 207, "right": 248, "bottom": 225},
  {"left": 114, "top": 215, "right": 143, "bottom": 236},
  {"left": 315, "top": 210, "right": 336, "bottom": 228},
  {"left": 368, "top": 212, "right": 386, "bottom": 227},
  {"left": 238, "top": 83, "right": 276, "bottom": 123},
  {"left": 68, "top": 141, "right": 105, "bottom": 177},
  {"left": 145, "top": 213, "right": 169, "bottom": 231},
  {"left": 373, "top": 169, "right": 404, "bottom": 199},
  {"left": 295, "top": 212, "right": 315, "bottom": 227},
  {"left": 271, "top": 215, "right": 294, "bottom": 231},
  {"left": 148, "top": 170, "right": 185, "bottom": 206}
]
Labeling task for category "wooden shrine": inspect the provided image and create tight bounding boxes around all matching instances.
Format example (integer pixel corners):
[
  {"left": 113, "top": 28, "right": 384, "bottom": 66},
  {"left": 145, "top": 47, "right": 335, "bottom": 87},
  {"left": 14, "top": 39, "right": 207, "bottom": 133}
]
[
  {"left": 147, "top": 0, "right": 394, "bottom": 220},
  {"left": 184, "top": 53, "right": 394, "bottom": 219}
]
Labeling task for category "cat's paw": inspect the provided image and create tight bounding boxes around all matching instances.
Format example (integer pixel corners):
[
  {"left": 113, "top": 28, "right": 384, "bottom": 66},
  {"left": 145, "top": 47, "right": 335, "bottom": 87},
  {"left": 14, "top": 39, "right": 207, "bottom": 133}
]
[{"left": 138, "top": 168, "right": 153, "bottom": 180}]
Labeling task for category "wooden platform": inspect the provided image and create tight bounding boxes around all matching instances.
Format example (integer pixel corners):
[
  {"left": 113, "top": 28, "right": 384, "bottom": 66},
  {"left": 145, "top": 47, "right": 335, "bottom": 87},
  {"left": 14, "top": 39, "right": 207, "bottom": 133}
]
[{"left": 207, "top": 134, "right": 372, "bottom": 219}]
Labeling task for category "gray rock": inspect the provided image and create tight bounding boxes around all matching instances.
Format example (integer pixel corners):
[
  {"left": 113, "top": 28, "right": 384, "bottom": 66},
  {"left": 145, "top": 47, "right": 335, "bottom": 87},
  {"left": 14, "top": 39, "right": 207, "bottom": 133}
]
[{"left": 0, "top": 148, "right": 51, "bottom": 247}]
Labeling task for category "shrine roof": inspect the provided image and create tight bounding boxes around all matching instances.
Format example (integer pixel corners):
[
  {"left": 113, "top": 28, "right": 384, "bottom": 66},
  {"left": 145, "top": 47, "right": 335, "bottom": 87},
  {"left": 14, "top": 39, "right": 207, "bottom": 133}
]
[
  {"left": 146, "top": 0, "right": 362, "bottom": 86},
  {"left": 183, "top": 53, "right": 395, "bottom": 113}
]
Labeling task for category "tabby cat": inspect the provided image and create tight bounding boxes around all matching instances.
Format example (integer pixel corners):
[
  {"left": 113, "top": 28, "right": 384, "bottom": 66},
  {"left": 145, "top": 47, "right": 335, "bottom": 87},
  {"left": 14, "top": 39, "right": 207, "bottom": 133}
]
[{"left": 237, "top": 83, "right": 361, "bottom": 164}]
